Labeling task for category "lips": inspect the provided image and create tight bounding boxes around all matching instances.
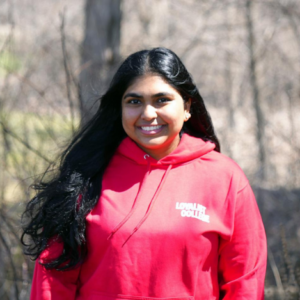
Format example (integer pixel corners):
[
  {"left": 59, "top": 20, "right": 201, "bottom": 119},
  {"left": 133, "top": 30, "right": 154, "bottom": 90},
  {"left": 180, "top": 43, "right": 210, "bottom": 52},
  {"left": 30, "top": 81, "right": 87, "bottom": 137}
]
[{"left": 138, "top": 125, "right": 165, "bottom": 135}]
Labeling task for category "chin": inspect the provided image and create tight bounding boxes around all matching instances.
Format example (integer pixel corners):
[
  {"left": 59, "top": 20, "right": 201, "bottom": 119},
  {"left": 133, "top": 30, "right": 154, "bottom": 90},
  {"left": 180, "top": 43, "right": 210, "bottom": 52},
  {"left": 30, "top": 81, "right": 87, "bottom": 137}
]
[{"left": 139, "top": 137, "right": 168, "bottom": 146}]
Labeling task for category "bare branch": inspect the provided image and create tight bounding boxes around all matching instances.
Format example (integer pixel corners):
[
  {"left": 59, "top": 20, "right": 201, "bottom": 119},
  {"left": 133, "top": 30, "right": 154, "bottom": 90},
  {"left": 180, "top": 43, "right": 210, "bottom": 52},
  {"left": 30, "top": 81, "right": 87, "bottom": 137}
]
[
  {"left": 60, "top": 10, "right": 75, "bottom": 134},
  {"left": 268, "top": 247, "right": 284, "bottom": 294},
  {"left": 0, "top": 122, "right": 52, "bottom": 164},
  {"left": 0, "top": 230, "right": 20, "bottom": 300}
]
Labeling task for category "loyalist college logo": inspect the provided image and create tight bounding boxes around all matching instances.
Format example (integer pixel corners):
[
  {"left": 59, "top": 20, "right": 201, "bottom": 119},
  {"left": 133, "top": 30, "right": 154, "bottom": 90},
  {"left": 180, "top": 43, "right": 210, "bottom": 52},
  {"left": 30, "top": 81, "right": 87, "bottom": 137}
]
[{"left": 176, "top": 202, "right": 210, "bottom": 223}]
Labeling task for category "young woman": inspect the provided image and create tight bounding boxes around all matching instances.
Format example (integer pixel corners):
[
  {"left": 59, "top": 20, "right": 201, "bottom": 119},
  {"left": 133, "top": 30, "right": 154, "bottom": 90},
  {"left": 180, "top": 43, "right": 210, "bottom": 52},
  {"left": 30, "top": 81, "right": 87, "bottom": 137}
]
[{"left": 22, "top": 47, "right": 267, "bottom": 299}]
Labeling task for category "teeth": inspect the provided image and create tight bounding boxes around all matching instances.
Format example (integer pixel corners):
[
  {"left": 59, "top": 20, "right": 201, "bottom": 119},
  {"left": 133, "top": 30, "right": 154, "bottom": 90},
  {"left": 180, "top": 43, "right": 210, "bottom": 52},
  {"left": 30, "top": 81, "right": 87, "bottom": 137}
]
[{"left": 141, "top": 125, "right": 162, "bottom": 131}]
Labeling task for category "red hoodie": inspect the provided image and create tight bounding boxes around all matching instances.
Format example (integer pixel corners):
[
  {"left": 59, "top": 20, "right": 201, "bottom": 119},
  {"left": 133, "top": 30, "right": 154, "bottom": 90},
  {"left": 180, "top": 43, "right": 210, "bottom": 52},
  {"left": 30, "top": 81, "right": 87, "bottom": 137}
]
[{"left": 31, "top": 134, "right": 267, "bottom": 300}]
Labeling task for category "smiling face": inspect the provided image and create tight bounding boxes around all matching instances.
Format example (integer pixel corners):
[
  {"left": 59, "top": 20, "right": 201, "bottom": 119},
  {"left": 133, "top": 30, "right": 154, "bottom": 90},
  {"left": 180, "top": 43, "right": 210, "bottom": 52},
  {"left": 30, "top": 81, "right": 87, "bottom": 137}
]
[{"left": 121, "top": 74, "right": 191, "bottom": 160}]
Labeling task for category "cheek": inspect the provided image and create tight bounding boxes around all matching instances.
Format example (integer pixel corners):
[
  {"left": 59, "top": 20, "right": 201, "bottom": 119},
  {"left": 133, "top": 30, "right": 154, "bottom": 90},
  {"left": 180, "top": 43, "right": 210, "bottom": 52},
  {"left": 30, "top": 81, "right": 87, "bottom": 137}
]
[
  {"left": 161, "top": 106, "right": 185, "bottom": 125},
  {"left": 122, "top": 108, "right": 137, "bottom": 129}
]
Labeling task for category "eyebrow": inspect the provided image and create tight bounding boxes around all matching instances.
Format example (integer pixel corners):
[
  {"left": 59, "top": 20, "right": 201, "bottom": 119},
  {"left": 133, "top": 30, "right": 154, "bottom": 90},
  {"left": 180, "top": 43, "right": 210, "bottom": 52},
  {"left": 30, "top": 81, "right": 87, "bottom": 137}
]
[{"left": 123, "top": 92, "right": 175, "bottom": 99}]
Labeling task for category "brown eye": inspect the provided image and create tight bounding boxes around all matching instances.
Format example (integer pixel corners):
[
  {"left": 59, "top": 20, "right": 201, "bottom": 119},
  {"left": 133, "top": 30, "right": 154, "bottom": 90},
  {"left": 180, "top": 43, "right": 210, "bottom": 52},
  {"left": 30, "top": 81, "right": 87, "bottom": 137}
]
[
  {"left": 128, "top": 99, "right": 141, "bottom": 104},
  {"left": 157, "top": 98, "right": 170, "bottom": 103}
]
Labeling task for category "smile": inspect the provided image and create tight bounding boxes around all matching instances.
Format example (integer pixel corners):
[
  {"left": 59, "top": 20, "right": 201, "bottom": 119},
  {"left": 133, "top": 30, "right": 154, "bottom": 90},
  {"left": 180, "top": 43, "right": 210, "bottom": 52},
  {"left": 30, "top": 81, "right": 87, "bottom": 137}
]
[
  {"left": 141, "top": 125, "right": 162, "bottom": 131},
  {"left": 138, "top": 125, "right": 165, "bottom": 135}
]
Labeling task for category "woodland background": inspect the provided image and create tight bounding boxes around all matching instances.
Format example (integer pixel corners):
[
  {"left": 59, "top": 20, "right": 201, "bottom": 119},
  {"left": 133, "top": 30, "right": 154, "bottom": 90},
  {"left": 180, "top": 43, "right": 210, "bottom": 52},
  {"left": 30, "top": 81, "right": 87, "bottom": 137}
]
[{"left": 0, "top": 0, "right": 299, "bottom": 299}]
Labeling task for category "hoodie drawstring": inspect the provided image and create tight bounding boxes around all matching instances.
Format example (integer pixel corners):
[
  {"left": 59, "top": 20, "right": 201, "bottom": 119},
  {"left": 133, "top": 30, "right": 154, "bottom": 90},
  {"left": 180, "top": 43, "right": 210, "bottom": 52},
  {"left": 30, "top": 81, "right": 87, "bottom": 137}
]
[
  {"left": 122, "top": 164, "right": 172, "bottom": 246},
  {"left": 107, "top": 157, "right": 151, "bottom": 241},
  {"left": 107, "top": 156, "right": 172, "bottom": 246}
]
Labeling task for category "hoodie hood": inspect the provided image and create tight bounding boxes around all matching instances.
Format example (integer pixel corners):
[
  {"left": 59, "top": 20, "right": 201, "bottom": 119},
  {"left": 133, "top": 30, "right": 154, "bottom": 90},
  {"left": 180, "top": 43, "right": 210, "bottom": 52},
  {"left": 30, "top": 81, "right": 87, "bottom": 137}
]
[
  {"left": 116, "top": 133, "right": 216, "bottom": 165},
  {"left": 107, "top": 134, "right": 216, "bottom": 244}
]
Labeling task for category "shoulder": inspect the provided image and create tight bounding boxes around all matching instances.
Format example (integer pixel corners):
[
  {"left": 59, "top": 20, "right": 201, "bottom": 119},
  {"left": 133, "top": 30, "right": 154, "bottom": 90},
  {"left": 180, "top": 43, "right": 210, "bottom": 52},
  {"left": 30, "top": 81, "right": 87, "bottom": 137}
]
[{"left": 197, "top": 150, "right": 250, "bottom": 192}]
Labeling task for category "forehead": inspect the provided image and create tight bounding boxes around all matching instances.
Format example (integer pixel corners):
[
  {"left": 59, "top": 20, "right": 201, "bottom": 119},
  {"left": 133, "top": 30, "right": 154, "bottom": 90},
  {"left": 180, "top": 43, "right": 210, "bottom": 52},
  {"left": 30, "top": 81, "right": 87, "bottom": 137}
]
[{"left": 123, "top": 74, "right": 180, "bottom": 96}]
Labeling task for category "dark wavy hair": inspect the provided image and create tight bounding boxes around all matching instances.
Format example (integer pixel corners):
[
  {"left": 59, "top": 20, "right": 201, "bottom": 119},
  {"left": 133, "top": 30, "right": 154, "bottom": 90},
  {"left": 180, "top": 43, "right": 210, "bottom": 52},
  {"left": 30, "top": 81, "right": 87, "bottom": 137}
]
[{"left": 21, "top": 47, "right": 220, "bottom": 270}]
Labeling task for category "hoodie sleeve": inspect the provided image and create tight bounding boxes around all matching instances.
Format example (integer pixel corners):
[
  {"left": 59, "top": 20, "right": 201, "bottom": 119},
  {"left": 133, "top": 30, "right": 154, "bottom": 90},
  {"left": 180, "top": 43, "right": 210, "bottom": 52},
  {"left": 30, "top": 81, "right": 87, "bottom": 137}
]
[
  {"left": 30, "top": 241, "right": 81, "bottom": 300},
  {"left": 218, "top": 183, "right": 267, "bottom": 299}
]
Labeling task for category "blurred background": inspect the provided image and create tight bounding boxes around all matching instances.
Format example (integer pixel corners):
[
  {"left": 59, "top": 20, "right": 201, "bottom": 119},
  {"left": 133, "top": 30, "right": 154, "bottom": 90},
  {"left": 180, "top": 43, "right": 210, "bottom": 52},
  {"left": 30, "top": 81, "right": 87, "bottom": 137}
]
[{"left": 0, "top": 0, "right": 299, "bottom": 299}]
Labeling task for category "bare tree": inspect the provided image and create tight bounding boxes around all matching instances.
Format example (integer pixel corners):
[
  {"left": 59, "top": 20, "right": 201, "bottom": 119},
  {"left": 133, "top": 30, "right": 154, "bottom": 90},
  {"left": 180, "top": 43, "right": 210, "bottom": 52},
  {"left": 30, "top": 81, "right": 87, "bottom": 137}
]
[{"left": 79, "top": 0, "right": 122, "bottom": 125}]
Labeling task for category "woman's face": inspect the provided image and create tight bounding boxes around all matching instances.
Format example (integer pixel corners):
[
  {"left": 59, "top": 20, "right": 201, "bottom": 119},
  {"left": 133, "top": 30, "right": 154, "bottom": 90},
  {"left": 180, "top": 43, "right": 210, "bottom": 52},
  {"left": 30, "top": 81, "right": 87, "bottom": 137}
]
[{"left": 121, "top": 74, "right": 191, "bottom": 160}]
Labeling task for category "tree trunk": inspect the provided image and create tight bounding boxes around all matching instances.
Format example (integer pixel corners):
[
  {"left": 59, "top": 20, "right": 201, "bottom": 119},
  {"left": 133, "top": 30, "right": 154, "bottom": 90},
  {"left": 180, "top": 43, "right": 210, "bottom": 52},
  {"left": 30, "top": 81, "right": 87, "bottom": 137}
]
[
  {"left": 79, "top": 0, "right": 121, "bottom": 125},
  {"left": 245, "top": 0, "right": 266, "bottom": 181},
  {"left": 225, "top": 4, "right": 235, "bottom": 130}
]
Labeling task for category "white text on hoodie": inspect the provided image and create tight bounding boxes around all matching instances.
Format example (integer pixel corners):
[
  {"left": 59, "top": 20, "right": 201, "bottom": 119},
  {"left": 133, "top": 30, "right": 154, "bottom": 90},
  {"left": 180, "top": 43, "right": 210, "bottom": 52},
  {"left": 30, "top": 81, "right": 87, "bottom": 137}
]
[{"left": 176, "top": 202, "right": 210, "bottom": 223}]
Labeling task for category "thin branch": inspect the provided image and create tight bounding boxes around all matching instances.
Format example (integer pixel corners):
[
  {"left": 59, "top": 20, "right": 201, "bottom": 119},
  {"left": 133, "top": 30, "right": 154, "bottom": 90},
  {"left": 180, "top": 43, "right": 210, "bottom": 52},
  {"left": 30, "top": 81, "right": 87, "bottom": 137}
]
[
  {"left": 266, "top": 120, "right": 300, "bottom": 154},
  {"left": 0, "top": 210, "right": 20, "bottom": 243},
  {"left": 0, "top": 24, "right": 14, "bottom": 55},
  {"left": 0, "top": 122, "right": 52, "bottom": 164},
  {"left": 179, "top": 0, "right": 221, "bottom": 60},
  {"left": 275, "top": 0, "right": 300, "bottom": 50},
  {"left": 268, "top": 247, "right": 284, "bottom": 294},
  {"left": 12, "top": 73, "right": 70, "bottom": 122},
  {"left": 0, "top": 229, "right": 20, "bottom": 300},
  {"left": 60, "top": 10, "right": 75, "bottom": 134}
]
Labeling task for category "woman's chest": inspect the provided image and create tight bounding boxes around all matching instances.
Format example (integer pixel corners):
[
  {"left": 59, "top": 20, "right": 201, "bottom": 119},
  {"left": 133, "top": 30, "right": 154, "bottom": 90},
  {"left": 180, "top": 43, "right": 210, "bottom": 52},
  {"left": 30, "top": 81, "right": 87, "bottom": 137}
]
[{"left": 85, "top": 165, "right": 232, "bottom": 254}]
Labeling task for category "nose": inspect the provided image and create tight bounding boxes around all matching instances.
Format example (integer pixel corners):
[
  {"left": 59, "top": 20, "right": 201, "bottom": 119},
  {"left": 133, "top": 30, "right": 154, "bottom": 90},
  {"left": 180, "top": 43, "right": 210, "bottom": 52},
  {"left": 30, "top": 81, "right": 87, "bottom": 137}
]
[{"left": 141, "top": 104, "right": 157, "bottom": 120}]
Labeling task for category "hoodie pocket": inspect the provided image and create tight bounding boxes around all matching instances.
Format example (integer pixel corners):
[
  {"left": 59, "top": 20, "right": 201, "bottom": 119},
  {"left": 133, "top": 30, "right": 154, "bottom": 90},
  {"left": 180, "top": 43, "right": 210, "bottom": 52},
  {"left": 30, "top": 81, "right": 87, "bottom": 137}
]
[{"left": 80, "top": 292, "right": 194, "bottom": 300}]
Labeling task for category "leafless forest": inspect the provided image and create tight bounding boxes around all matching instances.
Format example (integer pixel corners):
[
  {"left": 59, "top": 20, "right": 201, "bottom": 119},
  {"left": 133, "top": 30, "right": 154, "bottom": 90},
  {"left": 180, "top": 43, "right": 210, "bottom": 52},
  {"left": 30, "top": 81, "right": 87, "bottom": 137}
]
[{"left": 0, "top": 0, "right": 299, "bottom": 299}]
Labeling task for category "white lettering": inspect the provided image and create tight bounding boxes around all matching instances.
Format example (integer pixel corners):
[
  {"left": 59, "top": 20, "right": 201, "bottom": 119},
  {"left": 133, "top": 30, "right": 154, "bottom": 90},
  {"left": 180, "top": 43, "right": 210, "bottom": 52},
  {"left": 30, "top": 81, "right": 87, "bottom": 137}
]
[
  {"left": 196, "top": 204, "right": 206, "bottom": 213},
  {"left": 186, "top": 203, "right": 193, "bottom": 210},
  {"left": 179, "top": 203, "right": 186, "bottom": 210},
  {"left": 187, "top": 210, "right": 192, "bottom": 217},
  {"left": 176, "top": 202, "right": 210, "bottom": 223}
]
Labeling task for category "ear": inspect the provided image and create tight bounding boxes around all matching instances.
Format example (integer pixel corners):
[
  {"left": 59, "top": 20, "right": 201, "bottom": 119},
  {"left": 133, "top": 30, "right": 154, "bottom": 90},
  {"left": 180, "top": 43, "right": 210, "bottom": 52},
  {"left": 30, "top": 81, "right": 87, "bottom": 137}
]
[
  {"left": 184, "top": 98, "right": 192, "bottom": 112},
  {"left": 184, "top": 98, "right": 192, "bottom": 121}
]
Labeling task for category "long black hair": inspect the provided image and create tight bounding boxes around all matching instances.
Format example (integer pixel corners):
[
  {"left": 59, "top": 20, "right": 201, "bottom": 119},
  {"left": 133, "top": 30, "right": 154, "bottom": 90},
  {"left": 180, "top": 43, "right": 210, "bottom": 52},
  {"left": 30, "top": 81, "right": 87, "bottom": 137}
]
[{"left": 21, "top": 47, "right": 220, "bottom": 270}]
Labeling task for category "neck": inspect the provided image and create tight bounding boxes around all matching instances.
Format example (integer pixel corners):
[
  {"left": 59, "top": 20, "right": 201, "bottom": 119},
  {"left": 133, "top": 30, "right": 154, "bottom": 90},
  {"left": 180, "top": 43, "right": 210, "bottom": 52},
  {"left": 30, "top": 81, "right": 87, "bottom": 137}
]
[{"left": 137, "top": 135, "right": 180, "bottom": 161}]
